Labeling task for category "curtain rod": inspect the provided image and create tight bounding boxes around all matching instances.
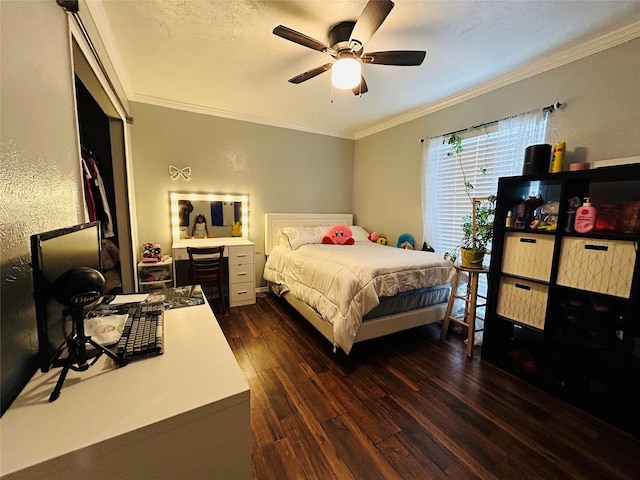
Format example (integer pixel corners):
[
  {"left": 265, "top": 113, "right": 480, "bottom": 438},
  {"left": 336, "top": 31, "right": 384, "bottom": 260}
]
[{"left": 420, "top": 102, "right": 562, "bottom": 143}]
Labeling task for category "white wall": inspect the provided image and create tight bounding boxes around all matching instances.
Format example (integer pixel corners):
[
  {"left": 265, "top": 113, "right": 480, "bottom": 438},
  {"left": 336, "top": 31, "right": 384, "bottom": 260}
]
[
  {"left": 129, "top": 102, "right": 354, "bottom": 287},
  {"left": 353, "top": 38, "right": 640, "bottom": 249}
]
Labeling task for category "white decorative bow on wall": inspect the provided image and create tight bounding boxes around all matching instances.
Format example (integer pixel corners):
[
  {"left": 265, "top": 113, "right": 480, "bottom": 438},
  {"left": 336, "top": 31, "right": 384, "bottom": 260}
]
[{"left": 169, "top": 166, "right": 191, "bottom": 181}]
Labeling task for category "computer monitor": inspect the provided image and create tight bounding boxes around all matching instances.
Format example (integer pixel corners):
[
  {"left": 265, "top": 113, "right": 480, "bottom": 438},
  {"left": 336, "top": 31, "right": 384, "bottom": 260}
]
[{"left": 30, "top": 221, "right": 102, "bottom": 372}]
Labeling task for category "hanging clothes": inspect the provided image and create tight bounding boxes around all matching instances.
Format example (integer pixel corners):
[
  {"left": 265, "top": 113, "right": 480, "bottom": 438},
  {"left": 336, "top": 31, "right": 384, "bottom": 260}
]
[
  {"left": 178, "top": 200, "right": 193, "bottom": 227},
  {"left": 82, "top": 148, "right": 115, "bottom": 238},
  {"left": 82, "top": 158, "right": 97, "bottom": 221}
]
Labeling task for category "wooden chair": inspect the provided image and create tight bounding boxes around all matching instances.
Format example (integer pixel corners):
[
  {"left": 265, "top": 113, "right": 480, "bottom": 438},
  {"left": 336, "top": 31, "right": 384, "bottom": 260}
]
[{"left": 187, "top": 246, "right": 227, "bottom": 315}]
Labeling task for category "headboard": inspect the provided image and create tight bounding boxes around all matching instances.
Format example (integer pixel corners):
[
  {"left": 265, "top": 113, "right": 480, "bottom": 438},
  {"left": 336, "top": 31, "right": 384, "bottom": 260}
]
[{"left": 264, "top": 213, "right": 353, "bottom": 255}]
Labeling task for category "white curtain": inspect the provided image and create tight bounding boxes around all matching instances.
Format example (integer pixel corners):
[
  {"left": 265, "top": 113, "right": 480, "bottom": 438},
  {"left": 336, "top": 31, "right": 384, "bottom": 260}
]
[{"left": 422, "top": 108, "right": 548, "bottom": 255}]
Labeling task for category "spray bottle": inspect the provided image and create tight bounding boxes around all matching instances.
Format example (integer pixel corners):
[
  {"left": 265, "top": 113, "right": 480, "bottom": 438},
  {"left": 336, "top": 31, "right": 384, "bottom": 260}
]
[{"left": 551, "top": 141, "right": 565, "bottom": 173}]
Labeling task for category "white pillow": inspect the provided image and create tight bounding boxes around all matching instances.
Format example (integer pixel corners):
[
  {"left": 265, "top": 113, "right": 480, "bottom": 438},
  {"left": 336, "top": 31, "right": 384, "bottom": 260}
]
[
  {"left": 350, "top": 225, "right": 370, "bottom": 242},
  {"left": 280, "top": 226, "right": 326, "bottom": 250}
]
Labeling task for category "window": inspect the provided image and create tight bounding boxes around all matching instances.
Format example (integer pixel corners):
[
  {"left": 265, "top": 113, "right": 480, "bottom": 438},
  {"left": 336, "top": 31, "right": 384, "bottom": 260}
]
[
  {"left": 422, "top": 109, "right": 549, "bottom": 342},
  {"left": 423, "top": 109, "right": 549, "bottom": 256}
]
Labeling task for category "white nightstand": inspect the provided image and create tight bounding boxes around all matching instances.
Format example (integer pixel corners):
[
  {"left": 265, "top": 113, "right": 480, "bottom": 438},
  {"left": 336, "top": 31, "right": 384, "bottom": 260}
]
[{"left": 137, "top": 257, "right": 173, "bottom": 292}]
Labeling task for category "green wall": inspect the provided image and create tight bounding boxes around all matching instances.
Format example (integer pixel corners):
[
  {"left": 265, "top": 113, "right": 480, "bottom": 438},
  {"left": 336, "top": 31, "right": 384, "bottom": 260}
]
[{"left": 129, "top": 102, "right": 354, "bottom": 287}]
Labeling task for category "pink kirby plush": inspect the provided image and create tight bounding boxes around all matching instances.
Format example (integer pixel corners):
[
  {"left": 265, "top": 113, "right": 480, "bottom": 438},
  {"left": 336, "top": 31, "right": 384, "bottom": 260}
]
[{"left": 322, "top": 224, "right": 355, "bottom": 245}]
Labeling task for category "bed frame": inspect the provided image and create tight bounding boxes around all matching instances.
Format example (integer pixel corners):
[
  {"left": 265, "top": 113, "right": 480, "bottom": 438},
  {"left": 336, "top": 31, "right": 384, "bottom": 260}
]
[{"left": 264, "top": 213, "right": 448, "bottom": 351}]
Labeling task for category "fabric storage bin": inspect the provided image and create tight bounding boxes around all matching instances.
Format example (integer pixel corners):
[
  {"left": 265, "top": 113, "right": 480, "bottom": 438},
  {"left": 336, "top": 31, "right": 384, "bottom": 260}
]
[
  {"left": 556, "top": 238, "right": 635, "bottom": 298},
  {"left": 502, "top": 232, "right": 555, "bottom": 281},
  {"left": 497, "top": 277, "right": 548, "bottom": 330}
]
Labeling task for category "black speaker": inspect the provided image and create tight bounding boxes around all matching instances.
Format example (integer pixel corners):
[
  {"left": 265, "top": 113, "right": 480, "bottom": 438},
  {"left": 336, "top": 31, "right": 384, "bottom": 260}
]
[{"left": 523, "top": 144, "right": 551, "bottom": 175}]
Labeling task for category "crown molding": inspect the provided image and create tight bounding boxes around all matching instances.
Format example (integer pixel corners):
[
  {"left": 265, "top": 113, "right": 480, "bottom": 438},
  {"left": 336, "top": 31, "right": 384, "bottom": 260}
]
[
  {"left": 128, "top": 94, "right": 353, "bottom": 139},
  {"left": 354, "top": 21, "right": 640, "bottom": 140}
]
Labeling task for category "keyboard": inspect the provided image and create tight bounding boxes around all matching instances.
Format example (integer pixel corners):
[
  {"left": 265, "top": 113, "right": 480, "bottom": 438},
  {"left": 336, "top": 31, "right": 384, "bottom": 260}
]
[{"left": 115, "top": 302, "right": 164, "bottom": 361}]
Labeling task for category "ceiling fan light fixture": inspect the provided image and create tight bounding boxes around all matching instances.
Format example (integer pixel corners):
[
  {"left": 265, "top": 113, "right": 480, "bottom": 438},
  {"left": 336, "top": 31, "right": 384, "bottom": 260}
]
[{"left": 331, "top": 57, "right": 361, "bottom": 89}]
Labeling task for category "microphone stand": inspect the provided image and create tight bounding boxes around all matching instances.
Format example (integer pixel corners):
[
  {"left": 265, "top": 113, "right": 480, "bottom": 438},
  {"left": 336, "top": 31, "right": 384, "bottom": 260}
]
[{"left": 49, "top": 302, "right": 127, "bottom": 402}]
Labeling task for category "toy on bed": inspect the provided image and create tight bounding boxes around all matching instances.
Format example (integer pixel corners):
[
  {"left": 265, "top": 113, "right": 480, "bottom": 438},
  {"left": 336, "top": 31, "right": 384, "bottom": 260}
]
[
  {"left": 397, "top": 233, "right": 415, "bottom": 249},
  {"left": 322, "top": 224, "right": 355, "bottom": 245},
  {"left": 367, "top": 231, "right": 387, "bottom": 245}
]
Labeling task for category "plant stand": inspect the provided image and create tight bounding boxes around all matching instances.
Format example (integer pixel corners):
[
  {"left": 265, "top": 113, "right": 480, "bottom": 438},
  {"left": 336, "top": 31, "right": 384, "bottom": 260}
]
[{"left": 441, "top": 264, "right": 489, "bottom": 358}]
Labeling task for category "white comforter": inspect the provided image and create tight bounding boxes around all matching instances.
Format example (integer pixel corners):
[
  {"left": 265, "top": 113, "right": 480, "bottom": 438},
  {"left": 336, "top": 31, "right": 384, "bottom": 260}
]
[{"left": 263, "top": 242, "right": 455, "bottom": 353}]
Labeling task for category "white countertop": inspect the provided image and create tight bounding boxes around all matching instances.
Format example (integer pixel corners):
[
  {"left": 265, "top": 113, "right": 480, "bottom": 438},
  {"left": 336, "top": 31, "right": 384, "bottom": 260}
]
[{"left": 0, "top": 303, "right": 249, "bottom": 477}]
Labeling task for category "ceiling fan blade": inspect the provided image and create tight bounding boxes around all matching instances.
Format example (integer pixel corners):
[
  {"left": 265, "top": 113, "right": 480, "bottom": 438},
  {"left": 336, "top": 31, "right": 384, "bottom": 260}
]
[
  {"left": 349, "top": 0, "right": 395, "bottom": 52},
  {"left": 288, "top": 63, "right": 332, "bottom": 84},
  {"left": 363, "top": 50, "right": 426, "bottom": 66},
  {"left": 352, "top": 76, "right": 368, "bottom": 96},
  {"left": 273, "top": 25, "right": 329, "bottom": 53}
]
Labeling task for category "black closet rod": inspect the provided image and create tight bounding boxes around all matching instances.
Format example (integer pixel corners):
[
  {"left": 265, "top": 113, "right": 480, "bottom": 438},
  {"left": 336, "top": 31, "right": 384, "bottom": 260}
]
[{"left": 422, "top": 102, "right": 562, "bottom": 143}]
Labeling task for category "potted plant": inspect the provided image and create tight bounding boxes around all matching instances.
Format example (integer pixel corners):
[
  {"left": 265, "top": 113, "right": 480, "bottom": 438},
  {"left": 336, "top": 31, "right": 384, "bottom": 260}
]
[
  {"left": 443, "top": 134, "right": 496, "bottom": 268},
  {"left": 458, "top": 196, "right": 496, "bottom": 268}
]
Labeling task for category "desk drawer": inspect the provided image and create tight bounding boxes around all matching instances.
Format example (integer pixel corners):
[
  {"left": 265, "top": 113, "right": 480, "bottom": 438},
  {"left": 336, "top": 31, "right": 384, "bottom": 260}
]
[
  {"left": 556, "top": 238, "right": 635, "bottom": 298},
  {"left": 229, "top": 245, "right": 253, "bottom": 265},
  {"left": 502, "top": 232, "right": 554, "bottom": 281},
  {"left": 497, "top": 277, "right": 548, "bottom": 330},
  {"left": 230, "top": 281, "right": 255, "bottom": 306},
  {"left": 229, "top": 263, "right": 253, "bottom": 285}
]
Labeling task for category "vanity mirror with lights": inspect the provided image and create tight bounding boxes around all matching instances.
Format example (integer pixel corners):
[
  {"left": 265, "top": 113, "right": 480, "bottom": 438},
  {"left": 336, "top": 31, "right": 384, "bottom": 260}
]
[{"left": 170, "top": 192, "right": 255, "bottom": 308}]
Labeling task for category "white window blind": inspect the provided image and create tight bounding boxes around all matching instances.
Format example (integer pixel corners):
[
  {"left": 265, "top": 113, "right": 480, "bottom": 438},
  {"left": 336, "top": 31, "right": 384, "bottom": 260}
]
[{"left": 423, "top": 109, "right": 548, "bottom": 256}]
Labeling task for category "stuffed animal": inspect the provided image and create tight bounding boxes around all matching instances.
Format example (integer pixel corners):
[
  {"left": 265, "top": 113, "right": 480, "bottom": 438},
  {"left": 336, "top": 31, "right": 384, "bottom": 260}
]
[
  {"left": 142, "top": 242, "right": 158, "bottom": 263},
  {"left": 368, "top": 231, "right": 387, "bottom": 245},
  {"left": 397, "top": 233, "right": 415, "bottom": 249},
  {"left": 142, "top": 242, "right": 154, "bottom": 258},
  {"left": 322, "top": 224, "right": 355, "bottom": 245},
  {"left": 231, "top": 221, "right": 242, "bottom": 237}
]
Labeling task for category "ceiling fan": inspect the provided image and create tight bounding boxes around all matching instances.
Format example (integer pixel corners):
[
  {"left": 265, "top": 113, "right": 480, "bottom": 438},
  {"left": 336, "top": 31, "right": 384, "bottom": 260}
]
[{"left": 273, "top": 0, "right": 426, "bottom": 95}]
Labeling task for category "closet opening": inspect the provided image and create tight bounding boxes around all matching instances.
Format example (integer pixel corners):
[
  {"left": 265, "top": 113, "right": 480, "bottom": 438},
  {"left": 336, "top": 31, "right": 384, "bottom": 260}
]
[{"left": 73, "top": 38, "right": 134, "bottom": 293}]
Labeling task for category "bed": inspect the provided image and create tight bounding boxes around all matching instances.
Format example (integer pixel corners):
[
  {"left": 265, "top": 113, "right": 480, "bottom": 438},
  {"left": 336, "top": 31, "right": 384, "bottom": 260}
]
[{"left": 263, "top": 213, "right": 456, "bottom": 354}]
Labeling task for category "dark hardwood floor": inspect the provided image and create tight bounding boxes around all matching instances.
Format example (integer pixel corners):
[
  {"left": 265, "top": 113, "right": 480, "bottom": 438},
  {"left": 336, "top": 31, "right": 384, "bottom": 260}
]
[{"left": 217, "top": 294, "right": 640, "bottom": 479}]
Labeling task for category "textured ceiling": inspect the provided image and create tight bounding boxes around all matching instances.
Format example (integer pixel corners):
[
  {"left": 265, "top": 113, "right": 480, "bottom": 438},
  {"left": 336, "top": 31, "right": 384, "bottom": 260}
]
[{"left": 87, "top": 0, "right": 640, "bottom": 139}]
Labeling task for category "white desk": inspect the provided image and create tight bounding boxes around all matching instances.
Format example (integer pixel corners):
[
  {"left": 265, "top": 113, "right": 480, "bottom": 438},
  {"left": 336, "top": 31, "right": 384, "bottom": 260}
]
[
  {"left": 172, "top": 238, "right": 255, "bottom": 307},
  {"left": 0, "top": 304, "right": 250, "bottom": 480}
]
